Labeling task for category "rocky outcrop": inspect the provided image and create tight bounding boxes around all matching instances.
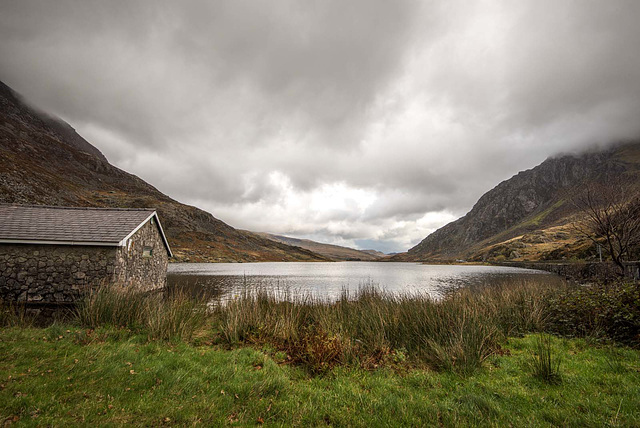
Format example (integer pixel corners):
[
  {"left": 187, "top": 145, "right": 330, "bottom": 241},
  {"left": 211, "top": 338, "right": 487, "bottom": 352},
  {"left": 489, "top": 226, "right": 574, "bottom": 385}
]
[{"left": 399, "top": 142, "right": 640, "bottom": 261}]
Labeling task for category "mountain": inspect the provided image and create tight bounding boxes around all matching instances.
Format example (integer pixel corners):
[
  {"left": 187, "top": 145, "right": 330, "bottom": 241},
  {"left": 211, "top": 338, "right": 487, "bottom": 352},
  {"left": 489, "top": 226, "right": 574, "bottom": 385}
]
[
  {"left": 253, "top": 232, "right": 384, "bottom": 261},
  {"left": 0, "top": 80, "right": 329, "bottom": 262},
  {"left": 394, "top": 142, "right": 640, "bottom": 262},
  {"left": 360, "top": 249, "right": 387, "bottom": 258}
]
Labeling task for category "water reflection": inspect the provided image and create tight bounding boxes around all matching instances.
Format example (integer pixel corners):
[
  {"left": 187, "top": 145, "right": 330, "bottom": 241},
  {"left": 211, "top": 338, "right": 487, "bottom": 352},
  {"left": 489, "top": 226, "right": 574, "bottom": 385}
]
[{"left": 167, "top": 262, "right": 562, "bottom": 303}]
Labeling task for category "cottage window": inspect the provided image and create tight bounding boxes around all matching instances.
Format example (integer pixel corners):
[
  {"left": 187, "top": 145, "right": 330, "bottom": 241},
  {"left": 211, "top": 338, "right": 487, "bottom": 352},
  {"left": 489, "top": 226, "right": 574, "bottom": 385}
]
[{"left": 143, "top": 246, "right": 153, "bottom": 257}]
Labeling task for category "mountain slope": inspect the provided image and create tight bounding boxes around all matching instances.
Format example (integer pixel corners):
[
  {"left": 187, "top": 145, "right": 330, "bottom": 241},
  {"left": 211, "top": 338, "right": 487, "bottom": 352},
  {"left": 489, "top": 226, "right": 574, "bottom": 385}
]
[
  {"left": 0, "top": 81, "right": 329, "bottom": 262},
  {"left": 396, "top": 142, "right": 640, "bottom": 262},
  {"left": 361, "top": 249, "right": 387, "bottom": 258},
  {"left": 253, "top": 232, "right": 384, "bottom": 261}
]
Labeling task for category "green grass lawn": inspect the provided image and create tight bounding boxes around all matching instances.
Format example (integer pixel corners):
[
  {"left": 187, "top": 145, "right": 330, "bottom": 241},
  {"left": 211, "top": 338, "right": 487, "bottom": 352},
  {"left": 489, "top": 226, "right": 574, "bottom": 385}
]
[{"left": 1, "top": 326, "right": 639, "bottom": 427}]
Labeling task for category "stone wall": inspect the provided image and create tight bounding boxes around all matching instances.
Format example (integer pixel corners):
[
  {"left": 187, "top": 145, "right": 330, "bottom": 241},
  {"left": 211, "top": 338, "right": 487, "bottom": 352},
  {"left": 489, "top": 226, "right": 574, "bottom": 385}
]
[
  {"left": 496, "top": 261, "right": 621, "bottom": 282},
  {"left": 114, "top": 218, "right": 168, "bottom": 292},
  {"left": 0, "top": 218, "right": 169, "bottom": 303},
  {"left": 624, "top": 262, "right": 640, "bottom": 281},
  {"left": 0, "top": 244, "right": 117, "bottom": 303}
]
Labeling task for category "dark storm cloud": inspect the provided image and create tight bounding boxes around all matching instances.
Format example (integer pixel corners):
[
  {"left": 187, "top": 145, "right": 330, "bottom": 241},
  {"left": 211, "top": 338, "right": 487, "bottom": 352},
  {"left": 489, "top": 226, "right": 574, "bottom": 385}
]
[
  {"left": 1, "top": 0, "right": 640, "bottom": 252},
  {"left": 0, "top": 0, "right": 418, "bottom": 150}
]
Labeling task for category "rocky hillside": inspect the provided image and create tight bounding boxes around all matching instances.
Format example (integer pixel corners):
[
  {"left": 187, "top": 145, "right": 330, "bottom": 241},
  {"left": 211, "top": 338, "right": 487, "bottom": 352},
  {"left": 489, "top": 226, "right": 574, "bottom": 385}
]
[
  {"left": 395, "top": 142, "right": 640, "bottom": 262},
  {"left": 253, "top": 232, "right": 384, "bottom": 261},
  {"left": 0, "top": 81, "right": 329, "bottom": 262}
]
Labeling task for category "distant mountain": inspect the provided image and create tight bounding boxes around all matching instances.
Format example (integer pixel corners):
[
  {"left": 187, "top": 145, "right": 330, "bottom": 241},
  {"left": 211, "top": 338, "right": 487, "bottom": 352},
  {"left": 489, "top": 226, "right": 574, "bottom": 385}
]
[
  {"left": 360, "top": 249, "right": 387, "bottom": 258},
  {"left": 392, "top": 142, "right": 640, "bottom": 262},
  {"left": 0, "top": 80, "right": 329, "bottom": 262},
  {"left": 253, "top": 232, "right": 384, "bottom": 261}
]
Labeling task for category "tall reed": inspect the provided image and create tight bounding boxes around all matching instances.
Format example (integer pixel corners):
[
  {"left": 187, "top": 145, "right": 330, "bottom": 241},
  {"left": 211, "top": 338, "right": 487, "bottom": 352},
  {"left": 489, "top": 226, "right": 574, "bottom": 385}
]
[
  {"left": 76, "top": 287, "right": 208, "bottom": 341},
  {"left": 0, "top": 299, "right": 34, "bottom": 328},
  {"left": 214, "top": 279, "right": 556, "bottom": 374},
  {"left": 528, "top": 333, "right": 562, "bottom": 384}
]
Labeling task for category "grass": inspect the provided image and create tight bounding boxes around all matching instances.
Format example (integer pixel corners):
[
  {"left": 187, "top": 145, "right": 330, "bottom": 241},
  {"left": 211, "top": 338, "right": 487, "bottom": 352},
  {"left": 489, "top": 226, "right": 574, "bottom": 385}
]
[
  {"left": 0, "top": 328, "right": 639, "bottom": 426},
  {"left": 1, "top": 280, "right": 640, "bottom": 425},
  {"left": 75, "top": 288, "right": 208, "bottom": 342},
  {"left": 6, "top": 279, "right": 639, "bottom": 374},
  {"left": 214, "top": 281, "right": 557, "bottom": 374},
  {"left": 0, "top": 300, "right": 34, "bottom": 328},
  {"left": 528, "top": 334, "right": 562, "bottom": 384}
]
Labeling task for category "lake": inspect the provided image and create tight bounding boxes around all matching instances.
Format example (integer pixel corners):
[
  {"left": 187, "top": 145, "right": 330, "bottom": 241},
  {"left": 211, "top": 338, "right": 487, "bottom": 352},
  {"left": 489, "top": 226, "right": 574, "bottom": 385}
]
[{"left": 167, "top": 262, "right": 560, "bottom": 302}]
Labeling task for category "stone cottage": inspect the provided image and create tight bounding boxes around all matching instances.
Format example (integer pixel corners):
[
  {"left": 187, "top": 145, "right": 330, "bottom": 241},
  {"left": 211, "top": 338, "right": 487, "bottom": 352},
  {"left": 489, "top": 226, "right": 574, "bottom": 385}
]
[{"left": 0, "top": 204, "right": 172, "bottom": 304}]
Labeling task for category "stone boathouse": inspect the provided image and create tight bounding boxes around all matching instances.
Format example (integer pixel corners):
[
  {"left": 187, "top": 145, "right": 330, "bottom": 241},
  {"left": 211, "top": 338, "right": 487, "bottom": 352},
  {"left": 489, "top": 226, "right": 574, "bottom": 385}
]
[{"left": 0, "top": 204, "right": 172, "bottom": 304}]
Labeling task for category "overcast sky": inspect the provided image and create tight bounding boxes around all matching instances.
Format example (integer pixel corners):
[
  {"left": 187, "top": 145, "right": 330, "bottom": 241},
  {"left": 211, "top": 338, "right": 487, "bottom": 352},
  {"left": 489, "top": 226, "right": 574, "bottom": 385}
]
[{"left": 2, "top": 1, "right": 640, "bottom": 253}]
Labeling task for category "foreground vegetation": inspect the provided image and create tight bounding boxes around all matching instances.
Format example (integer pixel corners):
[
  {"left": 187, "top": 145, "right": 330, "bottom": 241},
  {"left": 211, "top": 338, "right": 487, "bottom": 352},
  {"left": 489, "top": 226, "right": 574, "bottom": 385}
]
[
  {"left": 213, "top": 280, "right": 640, "bottom": 374},
  {"left": 1, "top": 328, "right": 639, "bottom": 426},
  {"left": 1, "top": 279, "right": 640, "bottom": 426}
]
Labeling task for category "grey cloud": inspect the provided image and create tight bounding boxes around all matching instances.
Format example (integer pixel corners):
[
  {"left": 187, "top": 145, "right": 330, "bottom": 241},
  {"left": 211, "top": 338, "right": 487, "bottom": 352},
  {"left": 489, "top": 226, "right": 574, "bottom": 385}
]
[
  {"left": 362, "top": 191, "right": 447, "bottom": 222},
  {"left": 0, "top": 0, "right": 420, "bottom": 151},
  {"left": 2, "top": 0, "right": 640, "bottom": 252}
]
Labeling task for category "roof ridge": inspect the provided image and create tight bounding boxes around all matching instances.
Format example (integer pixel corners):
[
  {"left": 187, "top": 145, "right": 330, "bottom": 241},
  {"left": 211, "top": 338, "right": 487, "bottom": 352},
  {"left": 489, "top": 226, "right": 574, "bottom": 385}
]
[{"left": 0, "top": 203, "right": 156, "bottom": 212}]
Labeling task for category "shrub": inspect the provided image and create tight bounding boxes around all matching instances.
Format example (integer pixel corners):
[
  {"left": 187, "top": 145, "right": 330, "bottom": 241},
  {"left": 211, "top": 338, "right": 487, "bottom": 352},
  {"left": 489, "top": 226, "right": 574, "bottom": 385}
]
[
  {"left": 287, "top": 327, "right": 345, "bottom": 374},
  {"left": 545, "top": 281, "right": 640, "bottom": 345}
]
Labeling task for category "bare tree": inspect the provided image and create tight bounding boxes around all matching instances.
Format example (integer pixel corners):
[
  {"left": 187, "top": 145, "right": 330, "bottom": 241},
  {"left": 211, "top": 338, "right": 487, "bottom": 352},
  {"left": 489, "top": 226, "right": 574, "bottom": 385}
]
[{"left": 572, "top": 176, "right": 640, "bottom": 273}]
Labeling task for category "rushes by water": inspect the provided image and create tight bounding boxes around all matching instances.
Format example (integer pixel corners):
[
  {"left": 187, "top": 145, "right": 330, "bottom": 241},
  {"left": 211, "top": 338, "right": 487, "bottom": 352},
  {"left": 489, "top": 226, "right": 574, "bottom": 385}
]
[
  {"left": 7, "top": 278, "right": 636, "bottom": 374},
  {"left": 76, "top": 287, "right": 208, "bottom": 341},
  {"left": 215, "top": 280, "right": 559, "bottom": 374},
  {"left": 66, "top": 279, "right": 563, "bottom": 373}
]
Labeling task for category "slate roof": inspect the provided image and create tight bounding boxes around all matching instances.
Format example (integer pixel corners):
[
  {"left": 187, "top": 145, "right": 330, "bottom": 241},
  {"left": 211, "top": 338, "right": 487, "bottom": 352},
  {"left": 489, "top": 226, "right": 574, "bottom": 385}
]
[{"left": 0, "top": 204, "right": 172, "bottom": 256}]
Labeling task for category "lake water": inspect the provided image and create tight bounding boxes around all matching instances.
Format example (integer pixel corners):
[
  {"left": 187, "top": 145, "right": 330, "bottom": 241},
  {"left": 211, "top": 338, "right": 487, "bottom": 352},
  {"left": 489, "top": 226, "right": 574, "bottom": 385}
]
[{"left": 167, "top": 262, "right": 560, "bottom": 302}]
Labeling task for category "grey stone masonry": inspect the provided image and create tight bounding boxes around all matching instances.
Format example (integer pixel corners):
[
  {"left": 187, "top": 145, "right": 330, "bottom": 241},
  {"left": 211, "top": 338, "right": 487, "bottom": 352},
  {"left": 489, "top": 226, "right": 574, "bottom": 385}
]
[
  {"left": 114, "top": 218, "right": 168, "bottom": 291},
  {"left": 0, "top": 244, "right": 117, "bottom": 303},
  {"left": 0, "top": 208, "right": 171, "bottom": 304}
]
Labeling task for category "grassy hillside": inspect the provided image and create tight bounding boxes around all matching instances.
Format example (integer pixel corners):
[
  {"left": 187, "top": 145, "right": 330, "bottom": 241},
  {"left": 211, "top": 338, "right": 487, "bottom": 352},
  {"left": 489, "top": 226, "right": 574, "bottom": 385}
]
[
  {"left": 253, "top": 232, "right": 383, "bottom": 261},
  {"left": 0, "top": 81, "right": 329, "bottom": 263}
]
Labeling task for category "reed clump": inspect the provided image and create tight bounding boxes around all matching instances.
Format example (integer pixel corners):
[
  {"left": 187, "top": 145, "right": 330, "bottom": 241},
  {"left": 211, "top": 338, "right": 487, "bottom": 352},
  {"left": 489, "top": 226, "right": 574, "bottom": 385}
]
[
  {"left": 214, "top": 280, "right": 559, "bottom": 374},
  {"left": 528, "top": 333, "right": 562, "bottom": 384},
  {"left": 76, "top": 287, "right": 208, "bottom": 341},
  {"left": 0, "top": 299, "right": 35, "bottom": 328},
  {"left": 8, "top": 277, "right": 637, "bottom": 375}
]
